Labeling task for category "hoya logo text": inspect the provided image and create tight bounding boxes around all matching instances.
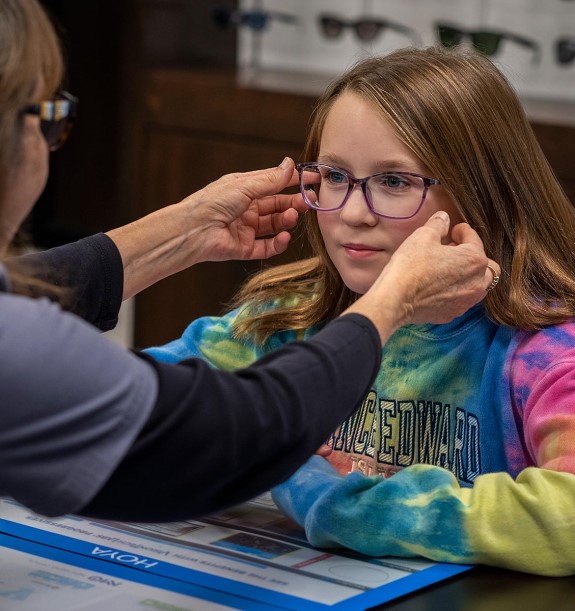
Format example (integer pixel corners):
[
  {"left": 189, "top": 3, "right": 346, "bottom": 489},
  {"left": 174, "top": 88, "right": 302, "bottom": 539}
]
[{"left": 91, "top": 546, "right": 159, "bottom": 569}]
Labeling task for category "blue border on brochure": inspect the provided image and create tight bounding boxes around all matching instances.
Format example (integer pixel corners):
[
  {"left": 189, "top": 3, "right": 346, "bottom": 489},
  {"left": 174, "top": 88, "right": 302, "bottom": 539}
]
[
  {"left": 0, "top": 518, "right": 473, "bottom": 610},
  {"left": 0, "top": 532, "right": 278, "bottom": 610}
]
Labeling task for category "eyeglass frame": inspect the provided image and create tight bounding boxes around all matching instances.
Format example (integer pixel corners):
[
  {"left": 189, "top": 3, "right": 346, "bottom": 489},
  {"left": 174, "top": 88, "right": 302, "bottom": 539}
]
[
  {"left": 556, "top": 37, "right": 575, "bottom": 65},
  {"left": 21, "top": 90, "right": 78, "bottom": 151},
  {"left": 212, "top": 7, "right": 298, "bottom": 32},
  {"left": 436, "top": 22, "right": 541, "bottom": 64},
  {"left": 318, "top": 13, "right": 418, "bottom": 44},
  {"left": 296, "top": 162, "right": 441, "bottom": 220}
]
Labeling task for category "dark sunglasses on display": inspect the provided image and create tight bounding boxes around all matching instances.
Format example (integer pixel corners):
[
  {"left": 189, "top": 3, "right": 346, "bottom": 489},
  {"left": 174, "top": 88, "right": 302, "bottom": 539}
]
[
  {"left": 556, "top": 37, "right": 575, "bottom": 64},
  {"left": 436, "top": 23, "right": 541, "bottom": 63},
  {"left": 22, "top": 90, "right": 78, "bottom": 151},
  {"left": 212, "top": 6, "right": 298, "bottom": 31},
  {"left": 318, "top": 14, "right": 418, "bottom": 44}
]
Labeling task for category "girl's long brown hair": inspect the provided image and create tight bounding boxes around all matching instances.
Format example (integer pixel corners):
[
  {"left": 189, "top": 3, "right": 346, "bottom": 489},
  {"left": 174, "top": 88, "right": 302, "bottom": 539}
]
[{"left": 235, "top": 46, "right": 575, "bottom": 343}]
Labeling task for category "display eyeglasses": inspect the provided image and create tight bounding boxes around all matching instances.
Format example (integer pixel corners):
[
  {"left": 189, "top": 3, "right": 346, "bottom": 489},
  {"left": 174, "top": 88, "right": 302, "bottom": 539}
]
[
  {"left": 436, "top": 23, "right": 541, "bottom": 63},
  {"left": 556, "top": 37, "right": 575, "bottom": 64},
  {"left": 212, "top": 6, "right": 298, "bottom": 31},
  {"left": 296, "top": 163, "right": 441, "bottom": 220},
  {"left": 21, "top": 90, "right": 78, "bottom": 151},
  {"left": 318, "top": 14, "right": 418, "bottom": 44}
]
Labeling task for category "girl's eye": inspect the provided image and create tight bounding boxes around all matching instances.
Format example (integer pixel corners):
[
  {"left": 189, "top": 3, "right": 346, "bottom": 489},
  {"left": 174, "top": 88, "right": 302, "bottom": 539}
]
[
  {"left": 325, "top": 170, "right": 348, "bottom": 185},
  {"left": 382, "top": 174, "right": 409, "bottom": 189}
]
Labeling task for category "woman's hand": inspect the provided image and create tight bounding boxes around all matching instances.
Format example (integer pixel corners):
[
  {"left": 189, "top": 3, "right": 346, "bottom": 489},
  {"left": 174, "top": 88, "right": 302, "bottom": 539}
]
[
  {"left": 107, "top": 158, "right": 308, "bottom": 300},
  {"left": 343, "top": 211, "right": 500, "bottom": 343},
  {"left": 182, "top": 157, "right": 308, "bottom": 263}
]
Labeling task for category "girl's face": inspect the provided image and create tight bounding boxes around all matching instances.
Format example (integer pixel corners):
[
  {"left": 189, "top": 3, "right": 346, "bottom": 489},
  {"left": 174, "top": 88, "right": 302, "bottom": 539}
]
[{"left": 316, "top": 91, "right": 463, "bottom": 295}]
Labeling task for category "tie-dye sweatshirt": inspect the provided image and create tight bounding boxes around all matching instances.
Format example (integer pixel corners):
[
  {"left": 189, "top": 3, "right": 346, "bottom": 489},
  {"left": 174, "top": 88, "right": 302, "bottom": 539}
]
[{"left": 144, "top": 303, "right": 575, "bottom": 576}]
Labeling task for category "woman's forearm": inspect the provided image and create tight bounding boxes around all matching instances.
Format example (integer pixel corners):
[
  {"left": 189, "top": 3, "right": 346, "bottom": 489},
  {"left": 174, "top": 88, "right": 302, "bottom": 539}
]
[{"left": 106, "top": 203, "right": 206, "bottom": 300}]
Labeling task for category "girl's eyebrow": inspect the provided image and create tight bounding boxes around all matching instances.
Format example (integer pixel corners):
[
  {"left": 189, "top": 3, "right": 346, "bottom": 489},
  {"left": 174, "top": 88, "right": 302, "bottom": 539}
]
[
  {"left": 317, "top": 153, "right": 427, "bottom": 174},
  {"left": 317, "top": 153, "right": 347, "bottom": 166}
]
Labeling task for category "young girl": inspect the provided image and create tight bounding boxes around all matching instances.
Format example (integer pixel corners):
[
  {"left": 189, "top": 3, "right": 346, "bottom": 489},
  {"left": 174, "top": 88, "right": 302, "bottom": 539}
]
[{"left": 145, "top": 46, "right": 575, "bottom": 575}]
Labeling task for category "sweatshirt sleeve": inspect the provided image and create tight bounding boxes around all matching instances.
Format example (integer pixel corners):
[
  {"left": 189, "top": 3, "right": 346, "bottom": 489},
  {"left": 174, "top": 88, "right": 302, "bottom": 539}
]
[
  {"left": 272, "top": 457, "right": 575, "bottom": 576},
  {"left": 81, "top": 314, "right": 382, "bottom": 522},
  {"left": 143, "top": 303, "right": 312, "bottom": 369},
  {"left": 272, "top": 327, "right": 575, "bottom": 577},
  {"left": 7, "top": 233, "right": 123, "bottom": 331},
  {"left": 142, "top": 308, "right": 255, "bottom": 366}
]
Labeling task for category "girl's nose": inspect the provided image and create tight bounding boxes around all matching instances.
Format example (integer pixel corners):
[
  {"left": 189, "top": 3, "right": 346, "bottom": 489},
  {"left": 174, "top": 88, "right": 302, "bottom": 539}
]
[{"left": 339, "top": 184, "right": 379, "bottom": 226}]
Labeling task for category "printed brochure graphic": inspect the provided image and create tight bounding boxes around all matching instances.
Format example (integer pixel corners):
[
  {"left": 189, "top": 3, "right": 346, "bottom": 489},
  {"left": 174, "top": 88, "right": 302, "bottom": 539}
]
[{"left": 0, "top": 496, "right": 472, "bottom": 610}]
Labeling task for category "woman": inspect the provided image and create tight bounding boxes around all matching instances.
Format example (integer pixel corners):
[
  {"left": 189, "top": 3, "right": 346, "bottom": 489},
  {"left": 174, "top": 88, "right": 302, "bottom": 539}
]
[
  {"left": 0, "top": 1, "right": 491, "bottom": 523},
  {"left": 146, "top": 47, "right": 575, "bottom": 576}
]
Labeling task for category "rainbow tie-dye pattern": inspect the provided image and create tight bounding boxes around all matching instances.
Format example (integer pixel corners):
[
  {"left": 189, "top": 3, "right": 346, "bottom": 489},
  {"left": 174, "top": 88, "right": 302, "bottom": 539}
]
[{"left": 144, "top": 303, "right": 575, "bottom": 575}]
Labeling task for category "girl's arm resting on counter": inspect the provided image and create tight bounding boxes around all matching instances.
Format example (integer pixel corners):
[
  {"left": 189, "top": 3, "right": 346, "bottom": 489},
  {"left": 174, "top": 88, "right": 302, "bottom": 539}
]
[
  {"left": 272, "top": 451, "right": 575, "bottom": 577},
  {"left": 272, "top": 331, "right": 575, "bottom": 577}
]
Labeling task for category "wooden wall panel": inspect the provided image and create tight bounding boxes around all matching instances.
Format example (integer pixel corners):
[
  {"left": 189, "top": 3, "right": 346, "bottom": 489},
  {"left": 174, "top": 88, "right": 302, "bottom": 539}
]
[
  {"left": 134, "top": 127, "right": 312, "bottom": 347},
  {"left": 531, "top": 122, "right": 575, "bottom": 204}
]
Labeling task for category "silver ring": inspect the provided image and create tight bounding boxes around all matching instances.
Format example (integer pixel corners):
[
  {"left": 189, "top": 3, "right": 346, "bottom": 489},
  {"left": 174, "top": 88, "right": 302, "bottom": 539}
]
[{"left": 486, "top": 264, "right": 500, "bottom": 291}]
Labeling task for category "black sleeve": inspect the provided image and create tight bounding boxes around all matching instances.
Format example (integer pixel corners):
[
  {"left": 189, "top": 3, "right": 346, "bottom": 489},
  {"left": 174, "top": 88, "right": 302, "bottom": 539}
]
[
  {"left": 9, "top": 234, "right": 123, "bottom": 331},
  {"left": 80, "top": 314, "right": 381, "bottom": 522}
]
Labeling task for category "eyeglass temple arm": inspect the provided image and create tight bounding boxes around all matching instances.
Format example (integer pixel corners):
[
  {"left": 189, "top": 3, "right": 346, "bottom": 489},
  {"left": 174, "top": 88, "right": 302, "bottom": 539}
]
[
  {"left": 503, "top": 32, "right": 541, "bottom": 62},
  {"left": 60, "top": 91, "right": 79, "bottom": 116},
  {"left": 269, "top": 11, "right": 299, "bottom": 25},
  {"left": 382, "top": 20, "right": 422, "bottom": 45}
]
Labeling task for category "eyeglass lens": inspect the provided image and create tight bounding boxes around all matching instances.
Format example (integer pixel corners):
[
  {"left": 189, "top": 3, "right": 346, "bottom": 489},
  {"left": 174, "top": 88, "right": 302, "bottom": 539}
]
[
  {"left": 318, "top": 15, "right": 413, "bottom": 43},
  {"left": 319, "top": 16, "right": 344, "bottom": 38},
  {"left": 437, "top": 26, "right": 463, "bottom": 48},
  {"left": 353, "top": 20, "right": 384, "bottom": 41},
  {"left": 299, "top": 164, "right": 432, "bottom": 219},
  {"left": 212, "top": 7, "right": 268, "bottom": 30},
  {"left": 437, "top": 25, "right": 502, "bottom": 56},
  {"left": 24, "top": 93, "right": 77, "bottom": 151},
  {"left": 242, "top": 13, "right": 268, "bottom": 30},
  {"left": 557, "top": 38, "right": 575, "bottom": 64},
  {"left": 212, "top": 7, "right": 297, "bottom": 32},
  {"left": 470, "top": 32, "right": 502, "bottom": 56},
  {"left": 40, "top": 116, "right": 72, "bottom": 151}
]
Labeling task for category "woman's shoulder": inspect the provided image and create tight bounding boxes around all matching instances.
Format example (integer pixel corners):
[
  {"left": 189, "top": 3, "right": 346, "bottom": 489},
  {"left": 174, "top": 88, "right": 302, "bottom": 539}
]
[
  {"left": 0, "top": 291, "right": 152, "bottom": 389},
  {"left": 0, "top": 291, "right": 71, "bottom": 332},
  {"left": 0, "top": 291, "right": 116, "bottom": 355}
]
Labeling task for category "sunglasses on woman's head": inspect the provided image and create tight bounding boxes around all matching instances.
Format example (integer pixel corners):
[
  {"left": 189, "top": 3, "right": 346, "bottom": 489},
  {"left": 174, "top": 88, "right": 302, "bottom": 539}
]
[
  {"left": 436, "top": 23, "right": 541, "bottom": 63},
  {"left": 22, "top": 90, "right": 78, "bottom": 151}
]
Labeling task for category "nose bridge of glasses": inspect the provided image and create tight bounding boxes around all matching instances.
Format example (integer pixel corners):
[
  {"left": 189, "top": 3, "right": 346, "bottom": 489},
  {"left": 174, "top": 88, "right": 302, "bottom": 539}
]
[
  {"left": 382, "top": 20, "right": 420, "bottom": 44},
  {"left": 341, "top": 175, "right": 374, "bottom": 211}
]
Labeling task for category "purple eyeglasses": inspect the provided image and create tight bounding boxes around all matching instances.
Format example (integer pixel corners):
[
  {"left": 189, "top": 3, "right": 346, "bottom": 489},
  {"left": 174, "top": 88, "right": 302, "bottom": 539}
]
[{"left": 297, "top": 162, "right": 441, "bottom": 220}]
